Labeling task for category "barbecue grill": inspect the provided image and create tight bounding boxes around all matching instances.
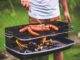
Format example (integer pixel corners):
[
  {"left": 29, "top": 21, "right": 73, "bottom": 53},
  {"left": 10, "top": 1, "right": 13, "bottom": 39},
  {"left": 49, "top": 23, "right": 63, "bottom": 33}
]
[{"left": 3, "top": 21, "right": 76, "bottom": 60}]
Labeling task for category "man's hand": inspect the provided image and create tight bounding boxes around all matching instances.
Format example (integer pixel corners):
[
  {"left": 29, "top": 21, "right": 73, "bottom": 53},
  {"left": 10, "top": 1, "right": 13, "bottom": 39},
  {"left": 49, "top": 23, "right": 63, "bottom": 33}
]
[
  {"left": 21, "top": 0, "right": 31, "bottom": 12},
  {"left": 64, "top": 11, "right": 71, "bottom": 24},
  {"left": 60, "top": 0, "right": 71, "bottom": 24}
]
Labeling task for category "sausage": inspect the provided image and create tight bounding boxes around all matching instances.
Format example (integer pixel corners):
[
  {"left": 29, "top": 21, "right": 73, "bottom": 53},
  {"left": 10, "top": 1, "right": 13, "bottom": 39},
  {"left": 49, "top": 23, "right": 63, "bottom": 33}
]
[
  {"left": 30, "top": 24, "right": 50, "bottom": 31},
  {"left": 49, "top": 25, "right": 59, "bottom": 31},
  {"left": 31, "top": 26, "right": 44, "bottom": 31},
  {"left": 30, "top": 24, "right": 45, "bottom": 31},
  {"left": 31, "top": 26, "right": 50, "bottom": 31},
  {"left": 44, "top": 28, "right": 50, "bottom": 31},
  {"left": 28, "top": 27, "right": 39, "bottom": 36},
  {"left": 19, "top": 26, "right": 28, "bottom": 33},
  {"left": 46, "top": 24, "right": 59, "bottom": 31}
]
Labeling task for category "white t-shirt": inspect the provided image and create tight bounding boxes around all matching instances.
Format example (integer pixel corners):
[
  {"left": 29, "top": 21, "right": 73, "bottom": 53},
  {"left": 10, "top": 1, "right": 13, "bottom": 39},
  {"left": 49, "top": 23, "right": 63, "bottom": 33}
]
[{"left": 29, "top": 0, "right": 60, "bottom": 19}]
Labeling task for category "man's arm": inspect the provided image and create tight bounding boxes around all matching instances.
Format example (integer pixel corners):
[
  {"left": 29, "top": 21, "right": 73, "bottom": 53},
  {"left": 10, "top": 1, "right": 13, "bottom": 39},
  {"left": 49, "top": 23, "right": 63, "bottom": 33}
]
[
  {"left": 21, "top": 0, "right": 31, "bottom": 12},
  {"left": 60, "top": 0, "right": 71, "bottom": 24}
]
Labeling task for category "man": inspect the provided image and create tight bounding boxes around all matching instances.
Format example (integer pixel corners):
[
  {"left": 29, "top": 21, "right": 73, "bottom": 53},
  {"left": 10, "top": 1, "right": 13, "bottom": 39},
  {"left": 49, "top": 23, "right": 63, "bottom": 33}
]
[{"left": 21, "top": 0, "right": 71, "bottom": 60}]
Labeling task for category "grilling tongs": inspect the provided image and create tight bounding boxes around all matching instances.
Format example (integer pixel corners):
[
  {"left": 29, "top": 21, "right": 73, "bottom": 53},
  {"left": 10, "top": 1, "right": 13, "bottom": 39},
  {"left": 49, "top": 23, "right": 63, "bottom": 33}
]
[{"left": 32, "top": 12, "right": 47, "bottom": 30}]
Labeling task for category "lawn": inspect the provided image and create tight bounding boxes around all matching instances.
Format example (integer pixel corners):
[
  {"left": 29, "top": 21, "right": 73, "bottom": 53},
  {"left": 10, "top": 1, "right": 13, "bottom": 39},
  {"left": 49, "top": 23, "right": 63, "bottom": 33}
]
[
  {"left": 49, "top": 45, "right": 80, "bottom": 60},
  {"left": 0, "top": 4, "right": 29, "bottom": 50}
]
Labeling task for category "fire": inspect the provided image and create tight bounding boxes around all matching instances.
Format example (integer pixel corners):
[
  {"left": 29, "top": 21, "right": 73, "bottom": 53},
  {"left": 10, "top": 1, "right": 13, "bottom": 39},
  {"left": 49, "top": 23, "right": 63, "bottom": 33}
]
[
  {"left": 50, "top": 38, "right": 53, "bottom": 43},
  {"left": 42, "top": 37, "right": 53, "bottom": 45},
  {"left": 16, "top": 39, "right": 28, "bottom": 50},
  {"left": 42, "top": 37, "right": 46, "bottom": 44},
  {"left": 16, "top": 37, "right": 53, "bottom": 51},
  {"left": 37, "top": 45, "right": 43, "bottom": 49}
]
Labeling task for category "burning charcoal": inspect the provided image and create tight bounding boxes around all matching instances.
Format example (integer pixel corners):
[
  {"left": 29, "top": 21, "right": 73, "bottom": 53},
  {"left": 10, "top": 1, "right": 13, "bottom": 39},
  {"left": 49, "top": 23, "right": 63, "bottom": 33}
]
[
  {"left": 49, "top": 43, "right": 53, "bottom": 46},
  {"left": 35, "top": 49, "right": 38, "bottom": 52},
  {"left": 41, "top": 48, "right": 48, "bottom": 51},
  {"left": 23, "top": 47, "right": 27, "bottom": 51},
  {"left": 47, "top": 43, "right": 53, "bottom": 47},
  {"left": 48, "top": 46, "right": 53, "bottom": 49},
  {"left": 19, "top": 47, "right": 27, "bottom": 53},
  {"left": 38, "top": 48, "right": 42, "bottom": 51},
  {"left": 44, "top": 42, "right": 46, "bottom": 45},
  {"left": 20, "top": 50, "right": 25, "bottom": 53},
  {"left": 53, "top": 43, "right": 59, "bottom": 47},
  {"left": 43, "top": 46, "right": 48, "bottom": 49},
  {"left": 27, "top": 42, "right": 38, "bottom": 51},
  {"left": 26, "top": 50, "right": 32, "bottom": 53}
]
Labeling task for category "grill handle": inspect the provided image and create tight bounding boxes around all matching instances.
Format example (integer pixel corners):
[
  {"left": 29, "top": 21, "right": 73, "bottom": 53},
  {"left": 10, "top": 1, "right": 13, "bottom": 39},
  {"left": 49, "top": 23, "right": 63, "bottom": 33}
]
[
  {"left": 68, "top": 24, "right": 74, "bottom": 27},
  {"left": 3, "top": 33, "right": 13, "bottom": 38}
]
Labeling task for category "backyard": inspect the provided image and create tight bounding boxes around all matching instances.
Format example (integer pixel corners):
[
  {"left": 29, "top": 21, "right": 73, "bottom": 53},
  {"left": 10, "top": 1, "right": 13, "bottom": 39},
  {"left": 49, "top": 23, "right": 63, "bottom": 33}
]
[{"left": 0, "top": 0, "right": 80, "bottom": 60}]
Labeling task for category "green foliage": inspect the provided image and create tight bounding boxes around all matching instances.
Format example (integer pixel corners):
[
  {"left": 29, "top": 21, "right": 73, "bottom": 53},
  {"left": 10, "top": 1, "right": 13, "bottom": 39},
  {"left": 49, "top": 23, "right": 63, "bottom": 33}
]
[
  {"left": 8, "top": 0, "right": 15, "bottom": 13},
  {"left": 69, "top": 0, "right": 76, "bottom": 12},
  {"left": 0, "top": 1, "right": 29, "bottom": 51}
]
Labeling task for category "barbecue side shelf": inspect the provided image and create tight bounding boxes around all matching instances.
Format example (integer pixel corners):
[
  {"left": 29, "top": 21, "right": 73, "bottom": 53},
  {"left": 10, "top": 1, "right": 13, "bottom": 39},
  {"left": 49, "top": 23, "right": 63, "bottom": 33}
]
[{"left": 4, "top": 21, "right": 74, "bottom": 41}]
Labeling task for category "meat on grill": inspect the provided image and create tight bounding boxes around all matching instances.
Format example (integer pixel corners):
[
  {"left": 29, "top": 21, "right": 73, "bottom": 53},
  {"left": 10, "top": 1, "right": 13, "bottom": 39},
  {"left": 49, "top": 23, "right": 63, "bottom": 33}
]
[{"left": 19, "top": 24, "right": 59, "bottom": 36}]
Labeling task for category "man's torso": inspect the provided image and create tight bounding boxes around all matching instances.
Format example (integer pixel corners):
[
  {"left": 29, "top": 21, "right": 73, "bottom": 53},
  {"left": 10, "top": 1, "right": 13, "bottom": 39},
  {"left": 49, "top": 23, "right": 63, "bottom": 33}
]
[{"left": 29, "top": 0, "right": 60, "bottom": 19}]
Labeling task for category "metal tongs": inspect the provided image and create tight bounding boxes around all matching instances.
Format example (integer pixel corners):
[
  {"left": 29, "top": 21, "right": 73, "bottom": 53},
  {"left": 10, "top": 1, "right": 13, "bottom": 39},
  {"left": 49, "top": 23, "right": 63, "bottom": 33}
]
[{"left": 32, "top": 12, "right": 47, "bottom": 30}]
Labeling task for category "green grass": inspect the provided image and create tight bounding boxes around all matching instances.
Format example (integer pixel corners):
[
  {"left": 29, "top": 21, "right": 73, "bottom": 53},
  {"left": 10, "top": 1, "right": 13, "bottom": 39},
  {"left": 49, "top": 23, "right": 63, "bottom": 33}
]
[
  {"left": 49, "top": 45, "right": 80, "bottom": 60},
  {"left": 0, "top": 4, "right": 29, "bottom": 51},
  {"left": 63, "top": 49, "right": 80, "bottom": 60}
]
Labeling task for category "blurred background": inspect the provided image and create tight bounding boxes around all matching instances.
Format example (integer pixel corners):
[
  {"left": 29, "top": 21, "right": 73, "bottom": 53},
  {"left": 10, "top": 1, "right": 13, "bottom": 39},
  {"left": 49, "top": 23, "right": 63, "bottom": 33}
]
[{"left": 0, "top": 0, "right": 80, "bottom": 60}]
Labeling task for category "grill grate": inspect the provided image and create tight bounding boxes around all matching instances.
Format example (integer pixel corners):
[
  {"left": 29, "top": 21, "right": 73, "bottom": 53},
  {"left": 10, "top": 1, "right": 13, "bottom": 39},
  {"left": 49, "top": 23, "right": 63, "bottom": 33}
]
[{"left": 4, "top": 21, "right": 74, "bottom": 41}]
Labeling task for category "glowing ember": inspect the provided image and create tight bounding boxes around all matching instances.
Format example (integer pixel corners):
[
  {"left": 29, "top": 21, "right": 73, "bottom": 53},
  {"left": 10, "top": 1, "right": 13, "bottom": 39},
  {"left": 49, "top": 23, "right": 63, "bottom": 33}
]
[{"left": 46, "top": 42, "right": 49, "bottom": 45}]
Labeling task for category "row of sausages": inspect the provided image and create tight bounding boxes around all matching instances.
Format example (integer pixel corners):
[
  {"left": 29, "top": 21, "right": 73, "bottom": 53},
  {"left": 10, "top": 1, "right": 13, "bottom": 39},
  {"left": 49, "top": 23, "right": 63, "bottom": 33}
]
[{"left": 19, "top": 24, "right": 59, "bottom": 36}]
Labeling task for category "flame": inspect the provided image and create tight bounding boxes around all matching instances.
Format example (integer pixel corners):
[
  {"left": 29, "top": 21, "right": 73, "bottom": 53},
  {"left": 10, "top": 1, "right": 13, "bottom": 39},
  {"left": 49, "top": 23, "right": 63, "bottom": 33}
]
[
  {"left": 16, "top": 39, "right": 28, "bottom": 50},
  {"left": 50, "top": 38, "right": 53, "bottom": 43},
  {"left": 42, "top": 37, "right": 46, "bottom": 44},
  {"left": 37, "top": 45, "right": 43, "bottom": 49}
]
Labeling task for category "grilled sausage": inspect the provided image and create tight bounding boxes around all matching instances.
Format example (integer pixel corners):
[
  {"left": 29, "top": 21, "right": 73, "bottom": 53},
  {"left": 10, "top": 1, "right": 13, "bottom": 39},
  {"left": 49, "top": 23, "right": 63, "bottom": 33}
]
[
  {"left": 31, "top": 26, "right": 44, "bottom": 31},
  {"left": 30, "top": 24, "right": 50, "bottom": 31},
  {"left": 46, "top": 24, "right": 59, "bottom": 31},
  {"left": 19, "top": 26, "right": 28, "bottom": 33},
  {"left": 28, "top": 27, "right": 39, "bottom": 36},
  {"left": 49, "top": 25, "right": 59, "bottom": 31},
  {"left": 30, "top": 24, "right": 44, "bottom": 31}
]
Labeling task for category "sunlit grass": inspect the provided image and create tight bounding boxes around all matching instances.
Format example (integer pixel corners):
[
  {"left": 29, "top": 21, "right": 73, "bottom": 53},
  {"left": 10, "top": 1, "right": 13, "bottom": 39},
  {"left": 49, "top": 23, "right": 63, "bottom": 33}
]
[
  {"left": 0, "top": 6, "right": 29, "bottom": 51},
  {"left": 49, "top": 45, "right": 80, "bottom": 60}
]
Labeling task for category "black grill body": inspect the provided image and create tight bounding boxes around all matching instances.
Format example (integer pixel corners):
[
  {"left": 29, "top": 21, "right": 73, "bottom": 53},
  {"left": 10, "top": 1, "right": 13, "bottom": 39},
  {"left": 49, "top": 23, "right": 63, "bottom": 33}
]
[{"left": 4, "top": 21, "right": 76, "bottom": 59}]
